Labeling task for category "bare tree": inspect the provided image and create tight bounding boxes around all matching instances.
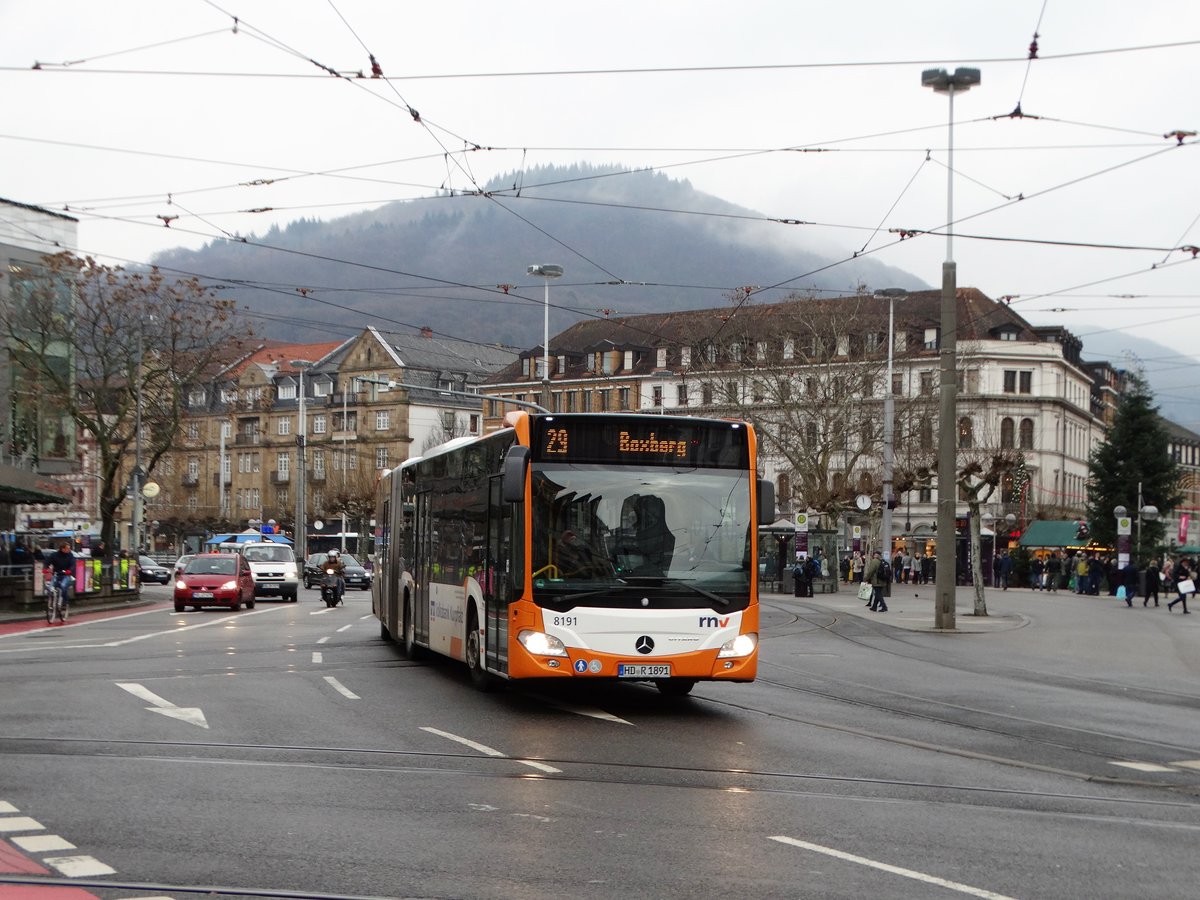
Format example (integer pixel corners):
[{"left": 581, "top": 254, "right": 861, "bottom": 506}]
[
  {"left": 680, "top": 294, "right": 937, "bottom": 531},
  {"left": 1, "top": 253, "right": 251, "bottom": 548},
  {"left": 327, "top": 454, "right": 381, "bottom": 547}
]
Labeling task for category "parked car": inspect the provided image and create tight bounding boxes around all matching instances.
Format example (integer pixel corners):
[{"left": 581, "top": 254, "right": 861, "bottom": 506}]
[
  {"left": 173, "top": 553, "right": 256, "bottom": 611},
  {"left": 304, "top": 552, "right": 373, "bottom": 590},
  {"left": 137, "top": 555, "right": 172, "bottom": 585}
]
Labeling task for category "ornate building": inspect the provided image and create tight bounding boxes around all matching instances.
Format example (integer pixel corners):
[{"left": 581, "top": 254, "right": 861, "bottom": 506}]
[{"left": 481, "top": 289, "right": 1109, "bottom": 552}]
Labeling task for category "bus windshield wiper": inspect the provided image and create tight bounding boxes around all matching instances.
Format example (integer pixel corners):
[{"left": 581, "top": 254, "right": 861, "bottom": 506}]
[{"left": 667, "top": 579, "right": 731, "bottom": 608}]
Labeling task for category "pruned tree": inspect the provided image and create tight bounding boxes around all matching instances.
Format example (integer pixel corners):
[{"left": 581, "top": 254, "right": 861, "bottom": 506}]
[
  {"left": 955, "top": 448, "right": 1020, "bottom": 616},
  {"left": 1, "top": 252, "right": 252, "bottom": 548}
]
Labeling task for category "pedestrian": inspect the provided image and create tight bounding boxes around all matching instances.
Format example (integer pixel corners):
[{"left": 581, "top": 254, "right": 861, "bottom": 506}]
[
  {"left": 892, "top": 550, "right": 903, "bottom": 583},
  {"left": 997, "top": 550, "right": 1013, "bottom": 590},
  {"left": 792, "top": 559, "right": 806, "bottom": 598},
  {"left": 1046, "top": 551, "right": 1062, "bottom": 593},
  {"left": 1168, "top": 558, "right": 1193, "bottom": 613},
  {"left": 864, "top": 550, "right": 888, "bottom": 612},
  {"left": 840, "top": 553, "right": 851, "bottom": 583},
  {"left": 1031, "top": 555, "right": 1045, "bottom": 590},
  {"left": 1144, "top": 558, "right": 1160, "bottom": 607},
  {"left": 1121, "top": 558, "right": 1138, "bottom": 607},
  {"left": 912, "top": 553, "right": 923, "bottom": 586},
  {"left": 851, "top": 550, "right": 864, "bottom": 584}
]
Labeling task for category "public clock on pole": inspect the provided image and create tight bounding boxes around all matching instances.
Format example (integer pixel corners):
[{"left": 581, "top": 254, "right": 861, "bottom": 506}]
[{"left": 855, "top": 493, "right": 872, "bottom": 512}]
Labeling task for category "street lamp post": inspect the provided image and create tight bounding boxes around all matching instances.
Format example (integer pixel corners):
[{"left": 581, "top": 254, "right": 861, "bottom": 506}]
[
  {"left": 874, "top": 288, "right": 907, "bottom": 564},
  {"left": 527, "top": 264, "right": 564, "bottom": 410},
  {"left": 291, "top": 360, "right": 315, "bottom": 560},
  {"left": 922, "top": 65, "right": 981, "bottom": 630}
]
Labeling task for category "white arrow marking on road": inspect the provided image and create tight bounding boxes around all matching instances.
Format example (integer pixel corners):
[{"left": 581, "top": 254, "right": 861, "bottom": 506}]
[
  {"left": 116, "top": 682, "right": 209, "bottom": 729},
  {"left": 527, "top": 692, "right": 634, "bottom": 725}
]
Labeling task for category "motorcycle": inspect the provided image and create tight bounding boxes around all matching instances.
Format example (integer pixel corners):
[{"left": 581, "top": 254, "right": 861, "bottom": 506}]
[{"left": 320, "top": 567, "right": 343, "bottom": 608}]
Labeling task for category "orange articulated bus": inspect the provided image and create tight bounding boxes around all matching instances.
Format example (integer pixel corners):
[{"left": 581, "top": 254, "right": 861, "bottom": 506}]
[{"left": 372, "top": 411, "right": 774, "bottom": 695}]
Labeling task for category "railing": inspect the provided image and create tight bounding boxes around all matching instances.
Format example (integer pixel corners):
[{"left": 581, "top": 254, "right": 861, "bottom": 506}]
[
  {"left": 270, "top": 470, "right": 290, "bottom": 484},
  {"left": 234, "top": 433, "right": 261, "bottom": 446},
  {"left": 212, "top": 472, "right": 231, "bottom": 486},
  {"left": 182, "top": 474, "right": 199, "bottom": 486}
]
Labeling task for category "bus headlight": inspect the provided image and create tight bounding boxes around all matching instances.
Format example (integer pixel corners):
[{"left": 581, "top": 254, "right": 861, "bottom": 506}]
[
  {"left": 717, "top": 632, "right": 758, "bottom": 658},
  {"left": 518, "top": 629, "right": 568, "bottom": 657}
]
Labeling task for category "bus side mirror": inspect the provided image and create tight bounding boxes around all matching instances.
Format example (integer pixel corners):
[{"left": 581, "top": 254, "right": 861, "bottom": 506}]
[
  {"left": 502, "top": 445, "right": 529, "bottom": 503},
  {"left": 757, "top": 479, "right": 775, "bottom": 525}
]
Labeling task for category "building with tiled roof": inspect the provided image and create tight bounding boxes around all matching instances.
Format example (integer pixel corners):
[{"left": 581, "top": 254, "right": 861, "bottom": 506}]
[{"left": 481, "top": 288, "right": 1109, "bottom": 556}]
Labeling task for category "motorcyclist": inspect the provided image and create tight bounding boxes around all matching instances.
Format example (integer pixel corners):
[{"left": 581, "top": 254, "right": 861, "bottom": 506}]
[{"left": 324, "top": 550, "right": 346, "bottom": 601}]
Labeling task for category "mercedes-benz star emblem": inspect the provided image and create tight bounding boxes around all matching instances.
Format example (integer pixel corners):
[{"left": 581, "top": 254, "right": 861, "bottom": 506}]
[{"left": 635, "top": 635, "right": 654, "bottom": 654}]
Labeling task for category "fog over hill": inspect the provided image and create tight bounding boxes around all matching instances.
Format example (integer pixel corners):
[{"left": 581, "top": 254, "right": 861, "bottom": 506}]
[
  {"left": 152, "top": 163, "right": 1197, "bottom": 429},
  {"left": 153, "top": 163, "right": 925, "bottom": 348}
]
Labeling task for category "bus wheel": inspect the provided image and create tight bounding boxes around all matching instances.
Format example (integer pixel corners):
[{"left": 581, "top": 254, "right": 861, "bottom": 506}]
[
  {"left": 466, "top": 608, "right": 495, "bottom": 692},
  {"left": 402, "top": 595, "right": 422, "bottom": 659},
  {"left": 656, "top": 679, "right": 696, "bottom": 697}
]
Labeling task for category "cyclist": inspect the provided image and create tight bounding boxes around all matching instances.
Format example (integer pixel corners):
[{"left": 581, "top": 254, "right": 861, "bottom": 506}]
[{"left": 45, "top": 541, "right": 76, "bottom": 611}]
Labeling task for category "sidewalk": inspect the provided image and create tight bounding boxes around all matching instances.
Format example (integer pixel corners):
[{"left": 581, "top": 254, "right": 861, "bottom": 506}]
[{"left": 766, "top": 582, "right": 1029, "bottom": 633}]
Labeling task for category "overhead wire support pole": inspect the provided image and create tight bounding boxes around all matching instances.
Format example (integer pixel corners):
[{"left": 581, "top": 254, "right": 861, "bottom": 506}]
[{"left": 922, "top": 66, "right": 981, "bottom": 631}]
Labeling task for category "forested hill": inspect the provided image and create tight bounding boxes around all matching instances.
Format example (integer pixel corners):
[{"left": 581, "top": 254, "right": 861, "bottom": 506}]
[{"left": 152, "top": 163, "right": 925, "bottom": 348}]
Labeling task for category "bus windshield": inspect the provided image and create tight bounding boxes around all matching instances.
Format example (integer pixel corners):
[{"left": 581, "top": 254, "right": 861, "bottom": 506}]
[{"left": 530, "top": 463, "right": 753, "bottom": 610}]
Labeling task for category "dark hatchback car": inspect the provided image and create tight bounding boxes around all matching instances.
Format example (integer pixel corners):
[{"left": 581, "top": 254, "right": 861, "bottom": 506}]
[{"left": 304, "top": 552, "right": 372, "bottom": 590}]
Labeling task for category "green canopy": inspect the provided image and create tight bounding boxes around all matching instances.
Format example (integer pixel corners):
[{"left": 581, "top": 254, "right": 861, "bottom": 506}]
[{"left": 1019, "top": 520, "right": 1089, "bottom": 549}]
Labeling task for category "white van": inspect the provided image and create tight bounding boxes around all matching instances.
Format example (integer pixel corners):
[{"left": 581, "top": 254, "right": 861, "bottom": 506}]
[{"left": 231, "top": 542, "right": 300, "bottom": 602}]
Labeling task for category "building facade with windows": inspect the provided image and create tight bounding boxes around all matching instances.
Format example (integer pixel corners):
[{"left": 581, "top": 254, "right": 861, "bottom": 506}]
[
  {"left": 110, "top": 326, "right": 511, "bottom": 550},
  {"left": 481, "top": 289, "right": 1108, "bottom": 547}
]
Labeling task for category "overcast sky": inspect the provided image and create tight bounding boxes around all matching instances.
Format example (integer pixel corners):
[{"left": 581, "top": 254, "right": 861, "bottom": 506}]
[{"left": 2, "top": 2, "right": 1197, "bottom": 378}]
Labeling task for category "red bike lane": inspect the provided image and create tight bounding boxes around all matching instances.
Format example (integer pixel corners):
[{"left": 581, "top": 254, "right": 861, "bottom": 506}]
[
  {"left": 0, "top": 838, "right": 99, "bottom": 898},
  {"left": 0, "top": 601, "right": 171, "bottom": 637}
]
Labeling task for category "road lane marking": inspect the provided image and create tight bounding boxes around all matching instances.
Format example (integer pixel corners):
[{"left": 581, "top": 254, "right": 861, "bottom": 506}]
[
  {"left": 769, "top": 836, "right": 1018, "bottom": 900},
  {"left": 116, "top": 682, "right": 209, "bottom": 729},
  {"left": 0, "top": 802, "right": 17, "bottom": 813},
  {"left": 311, "top": 608, "right": 334, "bottom": 616},
  {"left": 0, "top": 606, "right": 287, "bottom": 655},
  {"left": 12, "top": 834, "right": 74, "bottom": 852},
  {"left": 337, "top": 624, "right": 352, "bottom": 632},
  {"left": 0, "top": 816, "right": 44, "bottom": 832},
  {"left": 421, "top": 726, "right": 563, "bottom": 774},
  {"left": 317, "top": 636, "right": 330, "bottom": 644},
  {"left": 1112, "top": 761, "right": 1178, "bottom": 772},
  {"left": 323, "top": 676, "right": 360, "bottom": 699},
  {"left": 312, "top": 652, "right": 323, "bottom": 663},
  {"left": 44, "top": 854, "right": 116, "bottom": 876},
  {"left": 527, "top": 692, "right": 634, "bottom": 725},
  {"left": 1171, "top": 759, "right": 1200, "bottom": 770}
]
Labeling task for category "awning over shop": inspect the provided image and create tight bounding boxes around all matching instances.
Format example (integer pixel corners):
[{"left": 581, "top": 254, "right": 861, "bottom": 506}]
[
  {"left": 1019, "top": 520, "right": 1088, "bottom": 549},
  {"left": 0, "top": 462, "right": 73, "bottom": 505}
]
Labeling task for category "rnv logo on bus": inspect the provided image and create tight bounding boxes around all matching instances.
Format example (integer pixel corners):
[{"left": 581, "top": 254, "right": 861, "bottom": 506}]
[{"left": 698, "top": 616, "right": 731, "bottom": 628}]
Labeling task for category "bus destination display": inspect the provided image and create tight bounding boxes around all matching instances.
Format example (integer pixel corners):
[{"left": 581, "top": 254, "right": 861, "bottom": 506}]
[{"left": 532, "top": 416, "right": 749, "bottom": 468}]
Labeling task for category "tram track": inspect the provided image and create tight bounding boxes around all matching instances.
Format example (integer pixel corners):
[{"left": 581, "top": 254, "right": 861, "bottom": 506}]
[
  {"left": 1, "top": 734, "right": 1197, "bottom": 816},
  {"left": 753, "top": 600, "right": 1200, "bottom": 787}
]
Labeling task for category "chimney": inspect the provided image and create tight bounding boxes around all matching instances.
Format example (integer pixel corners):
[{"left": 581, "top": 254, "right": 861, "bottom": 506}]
[{"left": 420, "top": 326, "right": 433, "bottom": 338}]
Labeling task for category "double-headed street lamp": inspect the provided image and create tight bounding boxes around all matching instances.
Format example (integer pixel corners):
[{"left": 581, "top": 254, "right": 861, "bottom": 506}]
[
  {"left": 874, "top": 288, "right": 907, "bottom": 563},
  {"left": 527, "top": 264, "right": 564, "bottom": 410},
  {"left": 1114, "top": 481, "right": 1159, "bottom": 566},
  {"left": 922, "top": 65, "right": 981, "bottom": 631}
]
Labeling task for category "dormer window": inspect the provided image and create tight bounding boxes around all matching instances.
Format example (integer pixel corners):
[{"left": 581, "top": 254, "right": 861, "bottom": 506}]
[{"left": 997, "top": 328, "right": 1019, "bottom": 341}]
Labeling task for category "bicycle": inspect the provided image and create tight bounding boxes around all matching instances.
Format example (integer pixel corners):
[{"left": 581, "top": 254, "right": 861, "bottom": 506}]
[{"left": 44, "top": 575, "right": 70, "bottom": 625}]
